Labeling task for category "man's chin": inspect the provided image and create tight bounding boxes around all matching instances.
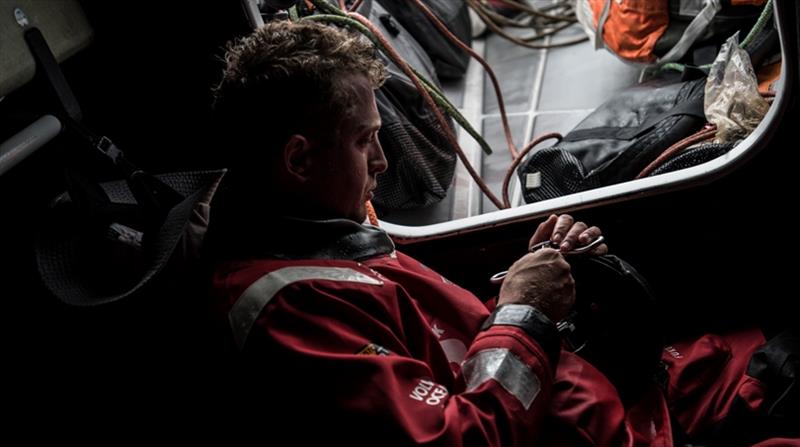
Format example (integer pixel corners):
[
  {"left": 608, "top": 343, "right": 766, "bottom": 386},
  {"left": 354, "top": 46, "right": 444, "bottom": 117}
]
[{"left": 353, "top": 205, "right": 368, "bottom": 225}]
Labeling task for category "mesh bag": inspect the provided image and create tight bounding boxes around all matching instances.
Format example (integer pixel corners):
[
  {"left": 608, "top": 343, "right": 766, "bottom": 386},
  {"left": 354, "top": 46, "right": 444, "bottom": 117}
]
[{"left": 362, "top": 0, "right": 458, "bottom": 210}]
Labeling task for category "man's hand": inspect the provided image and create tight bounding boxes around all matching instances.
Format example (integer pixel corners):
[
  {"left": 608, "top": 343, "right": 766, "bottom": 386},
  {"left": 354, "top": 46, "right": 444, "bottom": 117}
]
[
  {"left": 496, "top": 214, "right": 606, "bottom": 322},
  {"left": 530, "top": 214, "right": 608, "bottom": 254},
  {"left": 498, "top": 248, "right": 575, "bottom": 323}
]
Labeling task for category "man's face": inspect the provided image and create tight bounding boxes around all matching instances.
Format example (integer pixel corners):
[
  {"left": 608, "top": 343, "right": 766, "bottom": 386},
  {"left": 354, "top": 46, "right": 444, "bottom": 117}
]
[{"left": 306, "top": 74, "right": 387, "bottom": 222}]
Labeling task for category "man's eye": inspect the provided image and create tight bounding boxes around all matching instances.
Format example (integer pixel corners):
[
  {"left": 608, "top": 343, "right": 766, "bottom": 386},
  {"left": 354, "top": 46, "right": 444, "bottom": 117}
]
[{"left": 360, "top": 133, "right": 377, "bottom": 145}]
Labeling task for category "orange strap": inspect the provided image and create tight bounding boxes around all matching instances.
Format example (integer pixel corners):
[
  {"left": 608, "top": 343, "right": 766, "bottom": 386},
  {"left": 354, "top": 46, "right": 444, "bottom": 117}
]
[{"left": 366, "top": 200, "right": 379, "bottom": 227}]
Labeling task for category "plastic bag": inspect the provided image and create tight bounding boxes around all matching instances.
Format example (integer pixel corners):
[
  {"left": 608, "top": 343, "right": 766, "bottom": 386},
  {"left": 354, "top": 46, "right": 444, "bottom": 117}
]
[{"left": 705, "top": 33, "right": 770, "bottom": 144}]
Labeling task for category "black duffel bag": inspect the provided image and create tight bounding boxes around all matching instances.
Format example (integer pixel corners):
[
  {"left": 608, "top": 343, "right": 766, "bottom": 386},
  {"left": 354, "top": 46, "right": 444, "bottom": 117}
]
[
  {"left": 376, "top": 0, "right": 472, "bottom": 80},
  {"left": 517, "top": 78, "right": 708, "bottom": 204},
  {"left": 567, "top": 253, "right": 662, "bottom": 401}
]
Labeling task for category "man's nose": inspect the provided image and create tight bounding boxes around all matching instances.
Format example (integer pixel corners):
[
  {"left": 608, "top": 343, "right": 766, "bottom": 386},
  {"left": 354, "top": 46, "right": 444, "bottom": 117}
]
[{"left": 370, "top": 139, "right": 388, "bottom": 175}]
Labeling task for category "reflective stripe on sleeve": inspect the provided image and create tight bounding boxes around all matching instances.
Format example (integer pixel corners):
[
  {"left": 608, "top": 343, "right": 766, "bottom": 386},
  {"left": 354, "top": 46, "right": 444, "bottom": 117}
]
[
  {"left": 462, "top": 348, "right": 542, "bottom": 410},
  {"left": 229, "top": 266, "right": 383, "bottom": 350}
]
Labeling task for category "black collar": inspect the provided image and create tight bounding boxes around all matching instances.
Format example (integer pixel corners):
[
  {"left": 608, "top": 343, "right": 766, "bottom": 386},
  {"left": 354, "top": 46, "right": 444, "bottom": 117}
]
[
  {"left": 264, "top": 217, "right": 395, "bottom": 261},
  {"left": 206, "top": 215, "right": 395, "bottom": 262}
]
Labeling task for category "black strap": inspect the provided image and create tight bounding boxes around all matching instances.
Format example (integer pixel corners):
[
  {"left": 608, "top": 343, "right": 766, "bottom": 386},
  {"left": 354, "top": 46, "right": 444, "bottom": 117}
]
[
  {"left": 23, "top": 27, "right": 82, "bottom": 122},
  {"left": 562, "top": 97, "right": 705, "bottom": 142},
  {"left": 23, "top": 23, "right": 134, "bottom": 172},
  {"left": 481, "top": 304, "right": 561, "bottom": 368}
]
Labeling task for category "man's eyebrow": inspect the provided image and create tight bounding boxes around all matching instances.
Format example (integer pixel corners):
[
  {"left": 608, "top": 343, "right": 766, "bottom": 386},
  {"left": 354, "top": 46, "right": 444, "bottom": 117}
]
[{"left": 356, "top": 122, "right": 382, "bottom": 132}]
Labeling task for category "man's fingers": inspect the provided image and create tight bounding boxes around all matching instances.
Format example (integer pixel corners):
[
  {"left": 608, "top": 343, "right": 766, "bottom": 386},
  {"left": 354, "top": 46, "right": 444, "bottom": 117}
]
[
  {"left": 560, "top": 221, "right": 588, "bottom": 251},
  {"left": 530, "top": 214, "right": 559, "bottom": 248},
  {"left": 531, "top": 215, "right": 607, "bottom": 254},
  {"left": 578, "top": 226, "right": 602, "bottom": 245},
  {"left": 578, "top": 226, "right": 607, "bottom": 254},
  {"left": 551, "top": 214, "right": 574, "bottom": 245}
]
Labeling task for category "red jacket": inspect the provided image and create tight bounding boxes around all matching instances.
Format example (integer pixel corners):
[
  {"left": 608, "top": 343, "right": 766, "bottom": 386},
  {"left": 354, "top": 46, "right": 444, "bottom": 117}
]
[
  {"left": 209, "top": 218, "right": 781, "bottom": 446},
  {"left": 214, "top": 250, "right": 554, "bottom": 444}
]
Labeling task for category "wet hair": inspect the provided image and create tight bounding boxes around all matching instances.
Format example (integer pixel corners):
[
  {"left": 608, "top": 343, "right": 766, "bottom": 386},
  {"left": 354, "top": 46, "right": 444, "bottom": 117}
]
[{"left": 211, "top": 20, "right": 387, "bottom": 179}]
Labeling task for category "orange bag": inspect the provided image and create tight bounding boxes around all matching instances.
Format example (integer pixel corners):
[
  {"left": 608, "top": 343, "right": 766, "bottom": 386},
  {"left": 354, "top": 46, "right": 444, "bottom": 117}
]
[{"left": 576, "top": 0, "right": 768, "bottom": 64}]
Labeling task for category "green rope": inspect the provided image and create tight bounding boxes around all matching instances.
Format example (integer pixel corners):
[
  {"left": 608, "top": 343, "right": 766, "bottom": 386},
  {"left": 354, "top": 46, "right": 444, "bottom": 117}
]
[
  {"left": 409, "top": 66, "right": 494, "bottom": 156},
  {"left": 288, "top": 5, "right": 299, "bottom": 21},
  {"left": 303, "top": 14, "right": 381, "bottom": 49},
  {"left": 303, "top": 12, "right": 494, "bottom": 155},
  {"left": 656, "top": 0, "right": 772, "bottom": 74},
  {"left": 741, "top": 0, "right": 774, "bottom": 49},
  {"left": 310, "top": 0, "right": 346, "bottom": 16},
  {"left": 660, "top": 62, "right": 686, "bottom": 73}
]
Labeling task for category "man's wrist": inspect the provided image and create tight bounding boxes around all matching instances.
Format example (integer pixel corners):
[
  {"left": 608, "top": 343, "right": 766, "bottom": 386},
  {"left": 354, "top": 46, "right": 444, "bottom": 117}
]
[{"left": 481, "top": 304, "right": 561, "bottom": 367}]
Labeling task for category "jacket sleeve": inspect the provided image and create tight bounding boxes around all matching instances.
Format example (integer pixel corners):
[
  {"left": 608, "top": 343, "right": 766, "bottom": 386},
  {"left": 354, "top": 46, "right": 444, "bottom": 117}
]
[{"left": 234, "top": 274, "right": 556, "bottom": 446}]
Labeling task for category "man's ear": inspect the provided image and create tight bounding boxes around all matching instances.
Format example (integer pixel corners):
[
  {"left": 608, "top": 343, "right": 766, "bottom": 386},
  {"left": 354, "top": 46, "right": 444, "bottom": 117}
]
[{"left": 283, "top": 134, "right": 315, "bottom": 182}]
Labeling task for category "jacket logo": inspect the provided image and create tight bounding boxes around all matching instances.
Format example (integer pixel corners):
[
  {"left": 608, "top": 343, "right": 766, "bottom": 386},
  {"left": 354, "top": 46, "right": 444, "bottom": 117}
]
[
  {"left": 664, "top": 346, "right": 683, "bottom": 359},
  {"left": 358, "top": 343, "right": 391, "bottom": 356},
  {"left": 410, "top": 379, "right": 448, "bottom": 406}
]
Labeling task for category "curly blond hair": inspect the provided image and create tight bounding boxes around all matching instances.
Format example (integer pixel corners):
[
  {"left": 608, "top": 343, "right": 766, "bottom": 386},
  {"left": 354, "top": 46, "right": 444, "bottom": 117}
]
[
  {"left": 216, "top": 20, "right": 386, "bottom": 97},
  {"left": 212, "top": 20, "right": 387, "bottom": 169}
]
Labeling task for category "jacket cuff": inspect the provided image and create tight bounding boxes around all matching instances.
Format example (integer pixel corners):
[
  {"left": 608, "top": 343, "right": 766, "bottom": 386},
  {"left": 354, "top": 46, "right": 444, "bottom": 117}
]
[{"left": 481, "top": 304, "right": 561, "bottom": 367}]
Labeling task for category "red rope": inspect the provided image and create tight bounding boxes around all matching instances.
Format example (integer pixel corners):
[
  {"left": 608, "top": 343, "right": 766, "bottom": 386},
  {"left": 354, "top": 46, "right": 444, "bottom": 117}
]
[
  {"left": 409, "top": 0, "right": 521, "bottom": 159},
  {"left": 348, "top": 0, "right": 363, "bottom": 12},
  {"left": 501, "top": 133, "right": 563, "bottom": 208},
  {"left": 635, "top": 125, "right": 717, "bottom": 179},
  {"left": 366, "top": 200, "right": 379, "bottom": 226},
  {"left": 347, "top": 11, "right": 507, "bottom": 209}
]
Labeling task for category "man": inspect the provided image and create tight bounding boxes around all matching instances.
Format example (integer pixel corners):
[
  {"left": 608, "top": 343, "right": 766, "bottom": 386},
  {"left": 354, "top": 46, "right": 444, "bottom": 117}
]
[{"left": 207, "top": 20, "right": 795, "bottom": 446}]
